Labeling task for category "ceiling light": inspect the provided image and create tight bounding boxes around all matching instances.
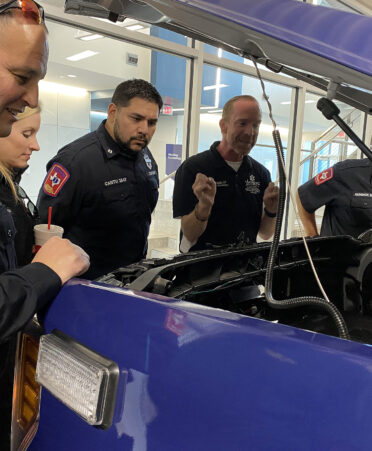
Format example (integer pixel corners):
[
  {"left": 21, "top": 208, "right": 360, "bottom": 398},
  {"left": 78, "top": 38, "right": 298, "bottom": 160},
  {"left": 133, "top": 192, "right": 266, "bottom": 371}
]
[
  {"left": 66, "top": 50, "right": 99, "bottom": 62},
  {"left": 91, "top": 111, "right": 108, "bottom": 116},
  {"left": 79, "top": 34, "right": 104, "bottom": 41},
  {"left": 203, "top": 84, "right": 228, "bottom": 91},
  {"left": 39, "top": 81, "right": 87, "bottom": 97},
  {"left": 280, "top": 101, "right": 291, "bottom": 105},
  {"left": 67, "top": 74, "right": 77, "bottom": 78},
  {"left": 126, "top": 24, "right": 144, "bottom": 31},
  {"left": 305, "top": 100, "right": 316, "bottom": 104}
]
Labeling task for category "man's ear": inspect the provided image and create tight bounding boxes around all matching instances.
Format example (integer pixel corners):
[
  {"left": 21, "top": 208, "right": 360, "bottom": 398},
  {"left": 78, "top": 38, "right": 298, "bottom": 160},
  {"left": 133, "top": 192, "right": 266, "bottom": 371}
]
[
  {"left": 107, "top": 103, "right": 117, "bottom": 122},
  {"left": 219, "top": 118, "right": 227, "bottom": 135}
]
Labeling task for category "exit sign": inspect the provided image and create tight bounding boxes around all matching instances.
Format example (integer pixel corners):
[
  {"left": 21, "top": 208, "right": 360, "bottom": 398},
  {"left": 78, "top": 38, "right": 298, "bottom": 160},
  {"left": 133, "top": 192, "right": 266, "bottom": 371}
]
[{"left": 162, "top": 105, "right": 173, "bottom": 115}]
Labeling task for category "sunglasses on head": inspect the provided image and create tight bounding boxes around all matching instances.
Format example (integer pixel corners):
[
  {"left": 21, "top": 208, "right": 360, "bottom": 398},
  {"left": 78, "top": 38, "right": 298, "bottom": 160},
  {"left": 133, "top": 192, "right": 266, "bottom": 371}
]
[
  {"left": 0, "top": 0, "right": 44, "bottom": 24},
  {"left": 16, "top": 184, "right": 39, "bottom": 219}
]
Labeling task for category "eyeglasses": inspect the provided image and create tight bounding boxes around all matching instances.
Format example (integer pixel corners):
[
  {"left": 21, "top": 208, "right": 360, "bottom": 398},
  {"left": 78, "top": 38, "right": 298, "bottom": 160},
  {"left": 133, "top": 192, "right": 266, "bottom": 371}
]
[
  {"left": 16, "top": 184, "right": 39, "bottom": 219},
  {"left": 0, "top": 0, "right": 44, "bottom": 24}
]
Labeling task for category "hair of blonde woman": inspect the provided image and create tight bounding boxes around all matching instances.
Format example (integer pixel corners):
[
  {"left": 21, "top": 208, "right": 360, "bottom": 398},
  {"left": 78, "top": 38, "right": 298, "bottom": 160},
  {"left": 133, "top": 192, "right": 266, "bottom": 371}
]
[
  {"left": 0, "top": 105, "right": 41, "bottom": 200},
  {"left": 0, "top": 161, "right": 16, "bottom": 199},
  {"left": 17, "top": 104, "right": 41, "bottom": 120}
]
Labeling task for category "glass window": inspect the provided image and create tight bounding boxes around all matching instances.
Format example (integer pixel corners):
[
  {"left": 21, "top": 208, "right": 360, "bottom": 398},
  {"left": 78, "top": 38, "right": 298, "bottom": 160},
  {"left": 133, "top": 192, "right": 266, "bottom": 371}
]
[
  {"left": 150, "top": 25, "right": 188, "bottom": 46},
  {"left": 198, "top": 65, "right": 293, "bottom": 182},
  {"left": 299, "top": 91, "right": 363, "bottom": 185}
]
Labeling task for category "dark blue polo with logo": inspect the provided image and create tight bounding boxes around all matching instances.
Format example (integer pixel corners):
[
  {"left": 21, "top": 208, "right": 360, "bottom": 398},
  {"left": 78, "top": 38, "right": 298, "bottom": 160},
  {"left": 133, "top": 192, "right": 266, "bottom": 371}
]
[
  {"left": 173, "top": 141, "right": 271, "bottom": 250},
  {"left": 298, "top": 158, "right": 372, "bottom": 238},
  {"left": 37, "top": 120, "right": 159, "bottom": 279}
]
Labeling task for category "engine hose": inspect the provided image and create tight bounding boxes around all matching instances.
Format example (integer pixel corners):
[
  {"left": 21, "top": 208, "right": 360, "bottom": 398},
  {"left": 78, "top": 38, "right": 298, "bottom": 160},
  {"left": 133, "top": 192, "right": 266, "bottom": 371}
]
[{"left": 264, "top": 129, "right": 350, "bottom": 340}]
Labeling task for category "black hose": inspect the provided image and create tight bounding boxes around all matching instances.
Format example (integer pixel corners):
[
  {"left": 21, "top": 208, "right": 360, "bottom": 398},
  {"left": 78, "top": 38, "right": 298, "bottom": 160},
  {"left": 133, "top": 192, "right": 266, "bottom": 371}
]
[{"left": 264, "top": 129, "right": 350, "bottom": 340}]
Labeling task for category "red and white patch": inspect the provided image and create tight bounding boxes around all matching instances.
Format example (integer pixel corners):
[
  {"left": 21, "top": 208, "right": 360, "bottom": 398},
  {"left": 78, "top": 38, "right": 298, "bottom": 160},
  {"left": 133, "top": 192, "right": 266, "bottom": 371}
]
[
  {"left": 43, "top": 163, "right": 70, "bottom": 197},
  {"left": 314, "top": 167, "right": 333, "bottom": 186}
]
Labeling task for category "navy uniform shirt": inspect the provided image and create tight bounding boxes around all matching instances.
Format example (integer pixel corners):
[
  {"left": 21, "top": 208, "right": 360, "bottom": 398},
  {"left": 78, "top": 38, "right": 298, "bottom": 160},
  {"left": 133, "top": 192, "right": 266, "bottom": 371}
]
[
  {"left": 173, "top": 141, "right": 271, "bottom": 250},
  {"left": 37, "top": 121, "right": 159, "bottom": 279},
  {"left": 298, "top": 158, "right": 372, "bottom": 238}
]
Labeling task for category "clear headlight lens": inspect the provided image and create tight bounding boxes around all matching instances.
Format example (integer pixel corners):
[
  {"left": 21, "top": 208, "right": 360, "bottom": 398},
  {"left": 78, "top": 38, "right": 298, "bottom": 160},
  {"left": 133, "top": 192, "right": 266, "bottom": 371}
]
[{"left": 36, "top": 330, "right": 119, "bottom": 429}]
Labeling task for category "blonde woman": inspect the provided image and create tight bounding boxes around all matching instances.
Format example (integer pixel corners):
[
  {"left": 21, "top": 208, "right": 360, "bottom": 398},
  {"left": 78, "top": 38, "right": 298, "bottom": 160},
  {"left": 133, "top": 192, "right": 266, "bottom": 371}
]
[{"left": 0, "top": 106, "right": 41, "bottom": 266}]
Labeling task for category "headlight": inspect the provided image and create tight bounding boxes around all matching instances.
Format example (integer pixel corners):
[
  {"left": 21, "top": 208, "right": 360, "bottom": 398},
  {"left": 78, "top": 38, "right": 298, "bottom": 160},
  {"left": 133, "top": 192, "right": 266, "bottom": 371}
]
[{"left": 36, "top": 330, "right": 119, "bottom": 429}]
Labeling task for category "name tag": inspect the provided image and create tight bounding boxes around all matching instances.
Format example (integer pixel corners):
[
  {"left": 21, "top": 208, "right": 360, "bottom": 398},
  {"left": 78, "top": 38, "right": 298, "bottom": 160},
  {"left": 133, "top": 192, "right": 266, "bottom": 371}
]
[
  {"left": 354, "top": 193, "right": 372, "bottom": 197},
  {"left": 104, "top": 177, "right": 127, "bottom": 187}
]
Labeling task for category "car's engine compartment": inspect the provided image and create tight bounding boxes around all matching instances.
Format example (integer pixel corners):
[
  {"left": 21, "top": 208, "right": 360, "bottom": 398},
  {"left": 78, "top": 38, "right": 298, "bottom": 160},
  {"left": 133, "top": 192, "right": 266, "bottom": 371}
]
[{"left": 97, "top": 235, "right": 372, "bottom": 344}]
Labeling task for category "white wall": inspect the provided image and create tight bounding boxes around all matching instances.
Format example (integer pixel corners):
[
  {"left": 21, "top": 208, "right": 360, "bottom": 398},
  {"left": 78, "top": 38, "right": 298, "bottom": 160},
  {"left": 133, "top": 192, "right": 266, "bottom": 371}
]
[{"left": 21, "top": 89, "right": 90, "bottom": 202}]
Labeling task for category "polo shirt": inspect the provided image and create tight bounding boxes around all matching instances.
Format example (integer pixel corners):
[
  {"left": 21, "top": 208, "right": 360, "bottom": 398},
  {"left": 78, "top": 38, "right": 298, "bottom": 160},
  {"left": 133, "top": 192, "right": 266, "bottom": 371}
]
[{"left": 173, "top": 141, "right": 271, "bottom": 250}]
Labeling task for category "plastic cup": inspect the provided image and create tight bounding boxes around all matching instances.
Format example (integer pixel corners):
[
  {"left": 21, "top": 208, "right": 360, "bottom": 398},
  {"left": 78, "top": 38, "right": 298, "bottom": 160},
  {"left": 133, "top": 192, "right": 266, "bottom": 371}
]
[{"left": 33, "top": 224, "right": 64, "bottom": 253}]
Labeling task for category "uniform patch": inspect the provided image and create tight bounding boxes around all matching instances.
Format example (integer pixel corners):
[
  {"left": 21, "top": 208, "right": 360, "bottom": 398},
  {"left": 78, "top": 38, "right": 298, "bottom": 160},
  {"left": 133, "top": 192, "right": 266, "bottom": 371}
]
[
  {"left": 314, "top": 168, "right": 333, "bottom": 186},
  {"left": 43, "top": 163, "right": 70, "bottom": 197},
  {"left": 144, "top": 153, "right": 152, "bottom": 170}
]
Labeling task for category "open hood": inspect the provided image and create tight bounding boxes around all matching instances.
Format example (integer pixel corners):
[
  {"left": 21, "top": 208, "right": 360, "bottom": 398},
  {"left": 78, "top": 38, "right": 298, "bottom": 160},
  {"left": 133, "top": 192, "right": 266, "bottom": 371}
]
[{"left": 64, "top": 0, "right": 372, "bottom": 112}]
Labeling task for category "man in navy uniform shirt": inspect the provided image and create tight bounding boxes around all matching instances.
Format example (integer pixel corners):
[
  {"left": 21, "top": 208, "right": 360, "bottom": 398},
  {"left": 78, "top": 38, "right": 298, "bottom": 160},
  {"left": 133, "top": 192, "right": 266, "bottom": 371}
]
[
  {"left": 37, "top": 79, "right": 162, "bottom": 279},
  {"left": 173, "top": 95, "right": 279, "bottom": 252},
  {"left": 297, "top": 158, "right": 372, "bottom": 238}
]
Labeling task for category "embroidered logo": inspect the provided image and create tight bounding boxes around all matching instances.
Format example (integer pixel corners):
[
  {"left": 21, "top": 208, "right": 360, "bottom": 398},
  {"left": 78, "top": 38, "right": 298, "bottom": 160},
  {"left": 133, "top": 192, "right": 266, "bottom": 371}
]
[
  {"left": 144, "top": 153, "right": 152, "bottom": 170},
  {"left": 245, "top": 175, "right": 260, "bottom": 194},
  {"left": 43, "top": 163, "right": 70, "bottom": 197},
  {"left": 216, "top": 180, "right": 229, "bottom": 188},
  {"left": 314, "top": 168, "right": 333, "bottom": 186}
]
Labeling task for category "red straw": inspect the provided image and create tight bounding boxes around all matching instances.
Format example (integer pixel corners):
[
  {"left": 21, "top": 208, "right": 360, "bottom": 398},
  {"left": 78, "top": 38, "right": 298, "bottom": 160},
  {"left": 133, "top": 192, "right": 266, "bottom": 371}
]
[{"left": 47, "top": 206, "right": 52, "bottom": 230}]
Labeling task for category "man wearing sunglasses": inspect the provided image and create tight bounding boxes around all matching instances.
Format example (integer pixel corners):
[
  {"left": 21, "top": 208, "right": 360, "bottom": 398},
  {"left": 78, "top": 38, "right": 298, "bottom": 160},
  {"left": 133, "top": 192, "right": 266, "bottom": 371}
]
[
  {"left": 0, "top": 0, "right": 90, "bottom": 338},
  {"left": 0, "top": 2, "right": 90, "bottom": 448},
  {"left": 0, "top": 0, "right": 90, "bottom": 325}
]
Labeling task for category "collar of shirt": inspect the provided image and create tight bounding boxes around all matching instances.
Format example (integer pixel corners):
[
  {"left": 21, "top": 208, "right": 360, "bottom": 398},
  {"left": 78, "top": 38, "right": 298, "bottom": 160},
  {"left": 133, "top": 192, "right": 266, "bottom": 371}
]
[
  {"left": 96, "top": 120, "right": 140, "bottom": 161},
  {"left": 210, "top": 141, "right": 253, "bottom": 171}
]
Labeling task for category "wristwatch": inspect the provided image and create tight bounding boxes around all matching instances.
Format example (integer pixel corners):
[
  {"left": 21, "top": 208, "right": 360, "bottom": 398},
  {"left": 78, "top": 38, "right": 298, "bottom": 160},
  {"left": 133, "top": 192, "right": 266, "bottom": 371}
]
[{"left": 264, "top": 207, "right": 277, "bottom": 218}]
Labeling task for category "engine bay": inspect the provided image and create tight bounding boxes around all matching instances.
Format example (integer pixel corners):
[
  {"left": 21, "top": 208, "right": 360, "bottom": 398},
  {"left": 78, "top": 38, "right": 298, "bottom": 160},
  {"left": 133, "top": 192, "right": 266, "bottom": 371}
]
[{"left": 97, "top": 235, "right": 372, "bottom": 344}]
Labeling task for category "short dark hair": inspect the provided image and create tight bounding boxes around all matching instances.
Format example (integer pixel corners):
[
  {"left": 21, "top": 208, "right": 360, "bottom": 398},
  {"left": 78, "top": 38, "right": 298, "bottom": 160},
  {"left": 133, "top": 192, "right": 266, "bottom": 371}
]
[{"left": 112, "top": 79, "right": 163, "bottom": 112}]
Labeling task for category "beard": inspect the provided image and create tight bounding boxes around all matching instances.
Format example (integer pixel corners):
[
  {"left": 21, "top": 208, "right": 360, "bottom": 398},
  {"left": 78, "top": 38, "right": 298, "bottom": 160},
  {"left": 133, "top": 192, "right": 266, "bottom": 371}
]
[
  {"left": 113, "top": 120, "right": 148, "bottom": 151},
  {"left": 232, "top": 135, "right": 256, "bottom": 156}
]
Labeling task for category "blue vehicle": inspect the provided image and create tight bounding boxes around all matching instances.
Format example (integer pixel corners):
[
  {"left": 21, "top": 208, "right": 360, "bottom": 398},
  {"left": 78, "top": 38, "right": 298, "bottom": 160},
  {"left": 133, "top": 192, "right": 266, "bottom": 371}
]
[{"left": 10, "top": 1, "right": 372, "bottom": 450}]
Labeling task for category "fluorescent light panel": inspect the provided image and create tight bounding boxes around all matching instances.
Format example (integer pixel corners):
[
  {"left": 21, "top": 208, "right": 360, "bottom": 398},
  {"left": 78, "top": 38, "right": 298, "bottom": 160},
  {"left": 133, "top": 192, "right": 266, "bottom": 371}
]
[
  {"left": 79, "top": 34, "right": 103, "bottom": 41},
  {"left": 203, "top": 84, "right": 228, "bottom": 91},
  {"left": 66, "top": 50, "right": 99, "bottom": 62}
]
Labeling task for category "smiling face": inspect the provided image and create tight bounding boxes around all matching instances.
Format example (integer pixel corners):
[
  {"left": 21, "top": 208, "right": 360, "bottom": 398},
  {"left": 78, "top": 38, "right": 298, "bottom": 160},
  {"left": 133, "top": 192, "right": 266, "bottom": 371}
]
[
  {"left": 0, "top": 111, "right": 41, "bottom": 169},
  {"left": 106, "top": 97, "right": 159, "bottom": 152},
  {"left": 0, "top": 13, "right": 48, "bottom": 137},
  {"left": 219, "top": 99, "right": 261, "bottom": 160}
]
